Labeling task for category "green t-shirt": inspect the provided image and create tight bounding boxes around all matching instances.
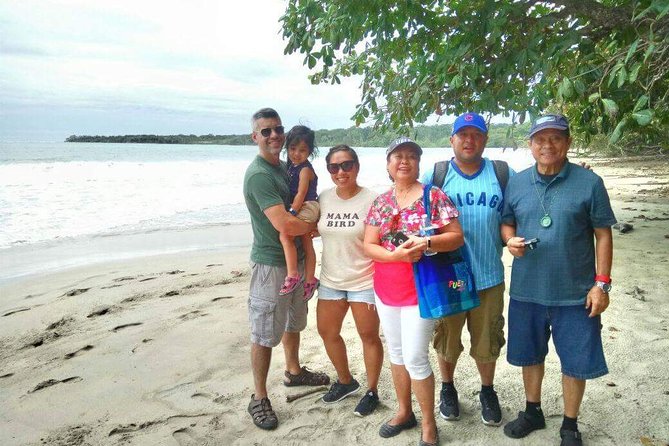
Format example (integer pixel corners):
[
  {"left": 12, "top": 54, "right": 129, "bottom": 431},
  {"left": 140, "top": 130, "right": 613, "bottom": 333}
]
[{"left": 243, "top": 155, "right": 302, "bottom": 266}]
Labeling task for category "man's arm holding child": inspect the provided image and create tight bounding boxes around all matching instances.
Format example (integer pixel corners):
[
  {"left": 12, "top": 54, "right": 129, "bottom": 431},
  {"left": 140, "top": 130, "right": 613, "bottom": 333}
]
[{"left": 265, "top": 204, "right": 315, "bottom": 236}]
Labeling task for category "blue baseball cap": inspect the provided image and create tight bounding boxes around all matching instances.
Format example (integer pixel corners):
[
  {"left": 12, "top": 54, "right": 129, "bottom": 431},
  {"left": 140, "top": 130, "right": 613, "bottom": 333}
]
[
  {"left": 452, "top": 112, "right": 487, "bottom": 136},
  {"left": 529, "top": 114, "right": 570, "bottom": 138}
]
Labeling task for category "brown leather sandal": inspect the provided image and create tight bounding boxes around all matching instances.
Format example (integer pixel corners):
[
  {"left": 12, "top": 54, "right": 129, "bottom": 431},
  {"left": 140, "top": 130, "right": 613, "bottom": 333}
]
[
  {"left": 283, "top": 366, "right": 330, "bottom": 387},
  {"left": 247, "top": 394, "right": 278, "bottom": 430}
]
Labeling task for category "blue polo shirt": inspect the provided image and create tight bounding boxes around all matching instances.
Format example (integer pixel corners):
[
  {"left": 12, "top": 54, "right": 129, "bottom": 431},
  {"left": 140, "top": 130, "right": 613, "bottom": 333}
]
[{"left": 502, "top": 162, "right": 617, "bottom": 306}]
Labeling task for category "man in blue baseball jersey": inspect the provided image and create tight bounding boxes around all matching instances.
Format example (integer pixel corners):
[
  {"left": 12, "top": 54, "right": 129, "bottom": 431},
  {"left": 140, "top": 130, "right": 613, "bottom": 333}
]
[
  {"left": 422, "top": 112, "right": 511, "bottom": 427},
  {"left": 501, "top": 114, "right": 615, "bottom": 446}
]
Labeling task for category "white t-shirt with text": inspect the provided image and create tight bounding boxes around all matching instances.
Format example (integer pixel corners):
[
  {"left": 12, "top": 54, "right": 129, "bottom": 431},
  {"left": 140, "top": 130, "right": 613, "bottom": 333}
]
[{"left": 317, "top": 187, "right": 377, "bottom": 291}]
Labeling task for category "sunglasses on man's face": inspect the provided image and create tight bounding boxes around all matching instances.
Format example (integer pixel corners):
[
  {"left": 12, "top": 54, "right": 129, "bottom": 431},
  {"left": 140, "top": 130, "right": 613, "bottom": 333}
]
[
  {"left": 326, "top": 160, "right": 356, "bottom": 174},
  {"left": 259, "top": 126, "right": 284, "bottom": 137}
]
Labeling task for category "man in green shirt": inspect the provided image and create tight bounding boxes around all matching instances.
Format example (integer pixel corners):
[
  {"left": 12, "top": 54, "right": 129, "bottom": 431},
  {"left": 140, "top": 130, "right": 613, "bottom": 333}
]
[{"left": 243, "top": 108, "right": 329, "bottom": 430}]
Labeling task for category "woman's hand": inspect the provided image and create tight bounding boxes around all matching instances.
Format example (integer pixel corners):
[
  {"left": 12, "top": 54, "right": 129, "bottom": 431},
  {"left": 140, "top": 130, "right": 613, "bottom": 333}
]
[{"left": 392, "top": 238, "right": 425, "bottom": 263}]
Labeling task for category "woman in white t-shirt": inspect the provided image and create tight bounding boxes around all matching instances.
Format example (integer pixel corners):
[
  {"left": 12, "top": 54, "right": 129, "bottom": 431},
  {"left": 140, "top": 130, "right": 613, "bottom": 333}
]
[{"left": 316, "top": 145, "right": 383, "bottom": 417}]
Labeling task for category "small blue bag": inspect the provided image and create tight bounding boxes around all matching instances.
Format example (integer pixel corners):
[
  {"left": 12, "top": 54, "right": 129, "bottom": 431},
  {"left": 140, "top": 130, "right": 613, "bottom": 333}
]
[{"left": 413, "top": 185, "right": 480, "bottom": 319}]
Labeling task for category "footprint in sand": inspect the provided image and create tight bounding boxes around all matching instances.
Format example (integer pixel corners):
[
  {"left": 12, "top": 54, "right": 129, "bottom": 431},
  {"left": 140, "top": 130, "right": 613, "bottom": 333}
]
[
  {"left": 47, "top": 316, "right": 74, "bottom": 330},
  {"left": 108, "top": 421, "right": 162, "bottom": 436},
  {"left": 87, "top": 307, "right": 112, "bottom": 318},
  {"left": 23, "top": 331, "right": 61, "bottom": 349},
  {"left": 28, "top": 376, "right": 82, "bottom": 393},
  {"left": 111, "top": 322, "right": 143, "bottom": 332},
  {"left": 172, "top": 426, "right": 200, "bottom": 445},
  {"left": 24, "top": 293, "right": 45, "bottom": 299},
  {"left": 113, "top": 276, "right": 136, "bottom": 282},
  {"left": 162, "top": 290, "right": 180, "bottom": 297},
  {"left": 62, "top": 288, "right": 91, "bottom": 297},
  {"left": 139, "top": 277, "right": 157, "bottom": 282},
  {"left": 2, "top": 307, "right": 31, "bottom": 317},
  {"left": 131, "top": 338, "right": 153, "bottom": 353},
  {"left": 1, "top": 373, "right": 14, "bottom": 379},
  {"left": 178, "top": 311, "right": 209, "bottom": 321},
  {"left": 165, "top": 270, "right": 185, "bottom": 275},
  {"left": 211, "top": 296, "right": 233, "bottom": 302},
  {"left": 64, "top": 345, "right": 94, "bottom": 359},
  {"left": 101, "top": 284, "right": 122, "bottom": 289},
  {"left": 121, "top": 293, "right": 150, "bottom": 303},
  {"left": 205, "top": 263, "right": 223, "bottom": 267}
]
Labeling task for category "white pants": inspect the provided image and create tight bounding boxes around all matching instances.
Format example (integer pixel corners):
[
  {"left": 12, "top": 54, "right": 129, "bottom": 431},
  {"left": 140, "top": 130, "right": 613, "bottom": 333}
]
[{"left": 375, "top": 296, "right": 435, "bottom": 380}]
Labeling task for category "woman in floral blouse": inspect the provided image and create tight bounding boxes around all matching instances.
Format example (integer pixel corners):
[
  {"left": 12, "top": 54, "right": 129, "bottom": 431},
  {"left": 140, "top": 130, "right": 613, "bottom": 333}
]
[{"left": 363, "top": 137, "right": 463, "bottom": 446}]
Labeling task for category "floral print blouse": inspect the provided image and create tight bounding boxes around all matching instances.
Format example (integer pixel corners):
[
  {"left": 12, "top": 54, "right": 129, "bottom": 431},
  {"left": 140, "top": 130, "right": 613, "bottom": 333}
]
[{"left": 365, "top": 185, "right": 459, "bottom": 250}]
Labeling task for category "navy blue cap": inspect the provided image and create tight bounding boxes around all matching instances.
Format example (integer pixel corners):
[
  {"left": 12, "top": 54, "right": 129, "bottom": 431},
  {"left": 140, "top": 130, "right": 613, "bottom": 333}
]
[
  {"left": 386, "top": 136, "right": 423, "bottom": 158},
  {"left": 529, "top": 114, "right": 570, "bottom": 138},
  {"left": 452, "top": 112, "right": 487, "bottom": 136}
]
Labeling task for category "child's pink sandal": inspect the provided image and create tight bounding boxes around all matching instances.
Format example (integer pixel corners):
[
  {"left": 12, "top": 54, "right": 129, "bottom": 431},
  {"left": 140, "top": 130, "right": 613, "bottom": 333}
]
[
  {"left": 303, "top": 279, "right": 319, "bottom": 301},
  {"left": 279, "top": 276, "right": 301, "bottom": 295}
]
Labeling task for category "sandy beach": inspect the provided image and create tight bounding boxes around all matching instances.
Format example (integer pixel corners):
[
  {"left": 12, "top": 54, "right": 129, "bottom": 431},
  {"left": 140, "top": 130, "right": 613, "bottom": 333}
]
[{"left": 1, "top": 157, "right": 668, "bottom": 446}]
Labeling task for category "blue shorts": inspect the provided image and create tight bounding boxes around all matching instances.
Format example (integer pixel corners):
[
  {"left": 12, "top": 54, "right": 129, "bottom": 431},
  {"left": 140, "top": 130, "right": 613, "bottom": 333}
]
[
  {"left": 317, "top": 284, "right": 375, "bottom": 305},
  {"left": 507, "top": 299, "right": 608, "bottom": 379}
]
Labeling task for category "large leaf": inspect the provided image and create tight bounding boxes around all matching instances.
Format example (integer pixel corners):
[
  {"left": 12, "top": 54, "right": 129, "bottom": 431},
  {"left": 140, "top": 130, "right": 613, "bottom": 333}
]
[
  {"left": 632, "top": 109, "right": 653, "bottom": 126},
  {"left": 601, "top": 98, "right": 619, "bottom": 117}
]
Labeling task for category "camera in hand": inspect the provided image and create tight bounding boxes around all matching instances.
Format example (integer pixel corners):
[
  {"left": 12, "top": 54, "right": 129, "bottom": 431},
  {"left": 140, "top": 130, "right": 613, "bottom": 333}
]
[
  {"left": 390, "top": 231, "right": 410, "bottom": 247},
  {"left": 523, "top": 237, "right": 540, "bottom": 250}
]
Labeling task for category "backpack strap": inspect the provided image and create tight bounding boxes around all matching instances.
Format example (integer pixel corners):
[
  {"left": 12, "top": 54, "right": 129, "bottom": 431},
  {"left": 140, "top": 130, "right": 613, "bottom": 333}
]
[
  {"left": 432, "top": 160, "right": 449, "bottom": 189},
  {"left": 491, "top": 159, "right": 509, "bottom": 193},
  {"left": 433, "top": 158, "right": 509, "bottom": 194}
]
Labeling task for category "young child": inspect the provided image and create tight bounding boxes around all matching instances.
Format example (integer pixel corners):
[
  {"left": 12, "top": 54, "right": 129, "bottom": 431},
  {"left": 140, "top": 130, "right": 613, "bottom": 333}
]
[{"left": 280, "top": 125, "right": 320, "bottom": 300}]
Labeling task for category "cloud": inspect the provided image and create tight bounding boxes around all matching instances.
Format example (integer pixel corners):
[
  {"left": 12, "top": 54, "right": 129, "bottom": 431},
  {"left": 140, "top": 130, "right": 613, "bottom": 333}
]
[{"left": 0, "top": 0, "right": 363, "bottom": 139}]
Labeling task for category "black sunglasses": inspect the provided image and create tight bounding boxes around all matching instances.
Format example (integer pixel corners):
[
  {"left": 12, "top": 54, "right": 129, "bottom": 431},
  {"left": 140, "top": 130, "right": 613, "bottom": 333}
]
[
  {"left": 259, "top": 126, "right": 284, "bottom": 137},
  {"left": 326, "top": 160, "right": 357, "bottom": 174}
]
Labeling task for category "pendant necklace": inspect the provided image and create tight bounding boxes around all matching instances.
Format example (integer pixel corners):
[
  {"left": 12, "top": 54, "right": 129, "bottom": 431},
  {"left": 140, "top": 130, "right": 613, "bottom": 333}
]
[
  {"left": 531, "top": 169, "right": 559, "bottom": 228},
  {"left": 393, "top": 183, "right": 413, "bottom": 208}
]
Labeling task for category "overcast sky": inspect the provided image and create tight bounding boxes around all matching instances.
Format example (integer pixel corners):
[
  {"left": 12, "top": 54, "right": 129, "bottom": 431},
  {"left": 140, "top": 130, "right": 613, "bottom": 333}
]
[{"left": 0, "top": 0, "right": 368, "bottom": 141}]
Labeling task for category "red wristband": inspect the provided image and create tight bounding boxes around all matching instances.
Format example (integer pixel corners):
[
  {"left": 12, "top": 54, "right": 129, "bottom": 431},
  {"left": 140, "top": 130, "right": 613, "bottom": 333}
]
[{"left": 595, "top": 274, "right": 611, "bottom": 283}]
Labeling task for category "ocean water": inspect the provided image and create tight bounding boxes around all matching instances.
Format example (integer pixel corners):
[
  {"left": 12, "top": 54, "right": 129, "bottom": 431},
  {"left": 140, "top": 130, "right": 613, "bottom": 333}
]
[
  {"left": 0, "top": 142, "right": 533, "bottom": 285},
  {"left": 0, "top": 141, "right": 534, "bottom": 282}
]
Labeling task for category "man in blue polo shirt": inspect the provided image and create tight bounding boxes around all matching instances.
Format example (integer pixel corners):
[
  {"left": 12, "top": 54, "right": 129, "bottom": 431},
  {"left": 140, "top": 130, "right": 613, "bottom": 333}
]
[
  {"left": 501, "top": 114, "right": 616, "bottom": 446},
  {"left": 422, "top": 112, "right": 512, "bottom": 427}
]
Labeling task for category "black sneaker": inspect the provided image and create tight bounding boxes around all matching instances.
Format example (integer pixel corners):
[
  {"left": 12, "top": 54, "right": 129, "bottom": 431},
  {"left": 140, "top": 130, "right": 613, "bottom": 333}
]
[
  {"left": 322, "top": 378, "right": 361, "bottom": 404},
  {"left": 560, "top": 428, "right": 583, "bottom": 446},
  {"left": 354, "top": 390, "right": 379, "bottom": 417},
  {"left": 439, "top": 385, "right": 460, "bottom": 420},
  {"left": 480, "top": 389, "right": 502, "bottom": 426}
]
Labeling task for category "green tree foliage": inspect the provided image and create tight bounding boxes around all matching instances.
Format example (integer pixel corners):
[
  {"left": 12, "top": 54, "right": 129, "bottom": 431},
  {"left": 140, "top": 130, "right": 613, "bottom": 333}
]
[{"left": 281, "top": 0, "right": 669, "bottom": 154}]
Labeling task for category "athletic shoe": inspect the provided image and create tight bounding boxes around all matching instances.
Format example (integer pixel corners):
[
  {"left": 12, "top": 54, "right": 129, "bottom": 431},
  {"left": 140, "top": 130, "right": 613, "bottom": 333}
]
[
  {"left": 480, "top": 389, "right": 502, "bottom": 426},
  {"left": 354, "top": 390, "right": 379, "bottom": 417},
  {"left": 439, "top": 385, "right": 460, "bottom": 420},
  {"left": 322, "top": 378, "right": 360, "bottom": 404},
  {"left": 504, "top": 410, "right": 546, "bottom": 438},
  {"left": 560, "top": 428, "right": 583, "bottom": 446}
]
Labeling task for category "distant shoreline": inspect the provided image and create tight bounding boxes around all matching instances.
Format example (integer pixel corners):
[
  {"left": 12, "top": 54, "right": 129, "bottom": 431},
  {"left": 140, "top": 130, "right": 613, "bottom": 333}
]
[
  {"left": 65, "top": 122, "right": 531, "bottom": 148},
  {"left": 65, "top": 134, "right": 251, "bottom": 145}
]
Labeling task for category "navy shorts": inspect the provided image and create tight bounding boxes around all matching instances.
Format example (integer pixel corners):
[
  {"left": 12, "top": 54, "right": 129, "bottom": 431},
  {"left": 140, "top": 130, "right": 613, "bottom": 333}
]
[{"left": 507, "top": 299, "right": 608, "bottom": 379}]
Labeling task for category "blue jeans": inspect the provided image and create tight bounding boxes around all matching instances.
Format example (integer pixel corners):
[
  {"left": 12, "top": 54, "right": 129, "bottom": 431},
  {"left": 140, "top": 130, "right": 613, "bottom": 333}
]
[{"left": 507, "top": 299, "right": 608, "bottom": 379}]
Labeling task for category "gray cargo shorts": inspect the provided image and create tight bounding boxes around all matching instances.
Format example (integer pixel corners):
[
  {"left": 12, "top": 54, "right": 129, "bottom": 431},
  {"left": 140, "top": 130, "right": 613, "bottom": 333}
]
[{"left": 248, "top": 261, "right": 307, "bottom": 347}]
